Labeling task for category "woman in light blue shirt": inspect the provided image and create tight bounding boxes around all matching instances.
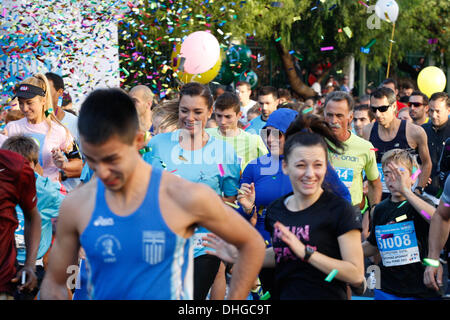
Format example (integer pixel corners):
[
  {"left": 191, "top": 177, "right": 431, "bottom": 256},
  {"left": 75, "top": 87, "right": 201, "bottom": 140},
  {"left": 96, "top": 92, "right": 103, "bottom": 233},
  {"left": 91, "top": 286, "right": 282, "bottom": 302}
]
[{"left": 143, "top": 82, "right": 241, "bottom": 300}]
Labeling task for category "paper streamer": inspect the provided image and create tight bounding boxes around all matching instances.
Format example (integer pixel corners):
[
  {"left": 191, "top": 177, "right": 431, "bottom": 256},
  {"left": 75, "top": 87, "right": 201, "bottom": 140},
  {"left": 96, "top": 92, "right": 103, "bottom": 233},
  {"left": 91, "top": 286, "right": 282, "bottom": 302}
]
[
  {"left": 411, "top": 168, "right": 421, "bottom": 181},
  {"left": 397, "top": 200, "right": 407, "bottom": 208},
  {"left": 218, "top": 163, "right": 225, "bottom": 176},
  {"left": 325, "top": 269, "right": 339, "bottom": 282},
  {"left": 224, "top": 201, "right": 240, "bottom": 209},
  {"left": 421, "top": 210, "right": 431, "bottom": 220}
]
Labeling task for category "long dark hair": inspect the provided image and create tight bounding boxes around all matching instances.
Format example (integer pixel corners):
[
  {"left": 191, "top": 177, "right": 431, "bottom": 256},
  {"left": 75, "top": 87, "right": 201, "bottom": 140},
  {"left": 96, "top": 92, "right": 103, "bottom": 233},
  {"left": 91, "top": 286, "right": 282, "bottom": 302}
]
[{"left": 284, "top": 113, "right": 344, "bottom": 161}]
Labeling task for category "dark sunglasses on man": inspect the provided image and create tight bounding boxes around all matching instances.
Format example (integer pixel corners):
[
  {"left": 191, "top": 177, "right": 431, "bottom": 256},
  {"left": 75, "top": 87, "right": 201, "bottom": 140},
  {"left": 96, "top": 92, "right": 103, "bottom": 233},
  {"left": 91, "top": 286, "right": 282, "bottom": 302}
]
[
  {"left": 407, "top": 102, "right": 424, "bottom": 108},
  {"left": 371, "top": 104, "right": 391, "bottom": 113}
]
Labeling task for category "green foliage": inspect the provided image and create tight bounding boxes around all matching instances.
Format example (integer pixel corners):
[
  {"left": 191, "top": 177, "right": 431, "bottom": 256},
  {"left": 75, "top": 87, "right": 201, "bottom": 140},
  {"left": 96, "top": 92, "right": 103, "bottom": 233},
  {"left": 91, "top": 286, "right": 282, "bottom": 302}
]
[{"left": 118, "top": 0, "right": 448, "bottom": 92}]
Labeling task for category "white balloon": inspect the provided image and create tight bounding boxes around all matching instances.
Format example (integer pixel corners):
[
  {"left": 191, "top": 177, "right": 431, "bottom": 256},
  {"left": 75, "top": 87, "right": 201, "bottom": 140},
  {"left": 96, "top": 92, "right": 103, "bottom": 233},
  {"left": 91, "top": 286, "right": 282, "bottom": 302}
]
[{"left": 375, "top": 0, "right": 399, "bottom": 23}]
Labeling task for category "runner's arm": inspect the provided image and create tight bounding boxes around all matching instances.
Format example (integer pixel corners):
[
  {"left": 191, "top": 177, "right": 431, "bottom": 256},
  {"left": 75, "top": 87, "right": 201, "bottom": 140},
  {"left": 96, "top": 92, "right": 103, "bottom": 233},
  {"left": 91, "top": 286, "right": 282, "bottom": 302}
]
[
  {"left": 192, "top": 184, "right": 265, "bottom": 300},
  {"left": 367, "top": 177, "right": 382, "bottom": 208},
  {"left": 40, "top": 197, "right": 81, "bottom": 299},
  {"left": 277, "top": 222, "right": 365, "bottom": 287},
  {"left": 362, "top": 240, "right": 379, "bottom": 257},
  {"left": 413, "top": 126, "right": 432, "bottom": 189},
  {"left": 427, "top": 199, "right": 450, "bottom": 260}
]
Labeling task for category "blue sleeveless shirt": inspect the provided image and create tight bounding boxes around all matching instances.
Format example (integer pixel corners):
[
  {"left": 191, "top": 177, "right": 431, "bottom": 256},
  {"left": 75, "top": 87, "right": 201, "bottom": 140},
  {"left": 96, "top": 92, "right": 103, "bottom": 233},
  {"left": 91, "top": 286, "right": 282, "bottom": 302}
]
[{"left": 80, "top": 168, "right": 193, "bottom": 300}]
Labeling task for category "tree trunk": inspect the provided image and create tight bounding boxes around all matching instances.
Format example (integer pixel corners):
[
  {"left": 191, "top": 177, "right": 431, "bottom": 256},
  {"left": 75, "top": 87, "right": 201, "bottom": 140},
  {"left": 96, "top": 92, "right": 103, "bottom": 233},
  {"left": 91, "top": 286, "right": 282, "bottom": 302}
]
[{"left": 273, "top": 36, "right": 316, "bottom": 98}]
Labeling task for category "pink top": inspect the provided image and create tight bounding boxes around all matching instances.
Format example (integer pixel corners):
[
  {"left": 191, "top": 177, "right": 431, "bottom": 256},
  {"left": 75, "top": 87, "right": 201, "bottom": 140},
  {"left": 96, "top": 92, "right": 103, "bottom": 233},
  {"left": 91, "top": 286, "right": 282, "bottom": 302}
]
[{"left": 5, "top": 118, "right": 73, "bottom": 182}]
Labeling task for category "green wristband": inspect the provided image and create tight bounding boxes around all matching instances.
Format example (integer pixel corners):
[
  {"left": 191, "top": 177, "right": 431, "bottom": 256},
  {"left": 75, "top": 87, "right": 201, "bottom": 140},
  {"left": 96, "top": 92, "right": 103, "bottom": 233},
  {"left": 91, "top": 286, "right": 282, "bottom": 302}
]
[{"left": 423, "top": 258, "right": 440, "bottom": 268}]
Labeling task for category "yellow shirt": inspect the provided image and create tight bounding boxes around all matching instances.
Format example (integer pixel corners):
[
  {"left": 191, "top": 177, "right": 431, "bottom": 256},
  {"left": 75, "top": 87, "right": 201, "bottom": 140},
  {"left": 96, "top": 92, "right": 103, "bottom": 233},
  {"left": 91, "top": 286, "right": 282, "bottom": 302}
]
[
  {"left": 328, "top": 132, "right": 379, "bottom": 206},
  {"left": 206, "top": 128, "right": 268, "bottom": 171}
]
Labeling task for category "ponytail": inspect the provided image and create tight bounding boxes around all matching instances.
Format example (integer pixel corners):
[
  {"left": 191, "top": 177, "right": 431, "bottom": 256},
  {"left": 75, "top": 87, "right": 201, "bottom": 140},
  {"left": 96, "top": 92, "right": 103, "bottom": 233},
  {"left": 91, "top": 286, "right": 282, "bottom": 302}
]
[{"left": 285, "top": 113, "right": 344, "bottom": 155}]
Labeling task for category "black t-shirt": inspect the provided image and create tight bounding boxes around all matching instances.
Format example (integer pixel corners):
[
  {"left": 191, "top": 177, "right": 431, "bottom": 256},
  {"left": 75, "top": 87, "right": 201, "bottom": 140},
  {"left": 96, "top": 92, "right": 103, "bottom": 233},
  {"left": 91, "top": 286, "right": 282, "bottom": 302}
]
[
  {"left": 367, "top": 197, "right": 440, "bottom": 299},
  {"left": 265, "top": 190, "right": 362, "bottom": 300}
]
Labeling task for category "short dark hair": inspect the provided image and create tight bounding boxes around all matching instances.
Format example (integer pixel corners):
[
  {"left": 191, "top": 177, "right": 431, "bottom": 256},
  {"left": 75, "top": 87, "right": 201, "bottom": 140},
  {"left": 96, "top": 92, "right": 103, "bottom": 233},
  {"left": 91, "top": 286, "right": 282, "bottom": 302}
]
[
  {"left": 1, "top": 135, "right": 39, "bottom": 165},
  {"left": 278, "top": 88, "right": 292, "bottom": 100},
  {"left": 214, "top": 92, "right": 241, "bottom": 114},
  {"left": 324, "top": 91, "right": 355, "bottom": 112},
  {"left": 381, "top": 78, "right": 397, "bottom": 90},
  {"left": 258, "top": 86, "right": 278, "bottom": 99},
  {"left": 429, "top": 92, "right": 449, "bottom": 106},
  {"left": 354, "top": 104, "right": 375, "bottom": 121},
  {"left": 45, "top": 72, "right": 65, "bottom": 91},
  {"left": 78, "top": 88, "right": 139, "bottom": 145},
  {"left": 409, "top": 91, "right": 429, "bottom": 105},
  {"left": 179, "top": 82, "right": 214, "bottom": 110},
  {"left": 370, "top": 87, "right": 397, "bottom": 106},
  {"left": 400, "top": 78, "right": 415, "bottom": 90}
]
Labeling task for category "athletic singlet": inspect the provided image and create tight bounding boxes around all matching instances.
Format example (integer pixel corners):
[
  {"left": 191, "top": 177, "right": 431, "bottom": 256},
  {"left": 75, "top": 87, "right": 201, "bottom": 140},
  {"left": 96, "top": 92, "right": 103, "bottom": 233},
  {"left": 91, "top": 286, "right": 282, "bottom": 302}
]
[
  {"left": 369, "top": 120, "right": 417, "bottom": 196},
  {"left": 80, "top": 168, "right": 193, "bottom": 300}
]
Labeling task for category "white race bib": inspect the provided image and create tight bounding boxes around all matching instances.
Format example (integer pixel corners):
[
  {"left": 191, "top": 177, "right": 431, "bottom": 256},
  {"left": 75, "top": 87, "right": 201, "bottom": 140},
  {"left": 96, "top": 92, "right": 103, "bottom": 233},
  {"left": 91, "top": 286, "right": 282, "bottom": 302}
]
[{"left": 375, "top": 221, "right": 420, "bottom": 267}]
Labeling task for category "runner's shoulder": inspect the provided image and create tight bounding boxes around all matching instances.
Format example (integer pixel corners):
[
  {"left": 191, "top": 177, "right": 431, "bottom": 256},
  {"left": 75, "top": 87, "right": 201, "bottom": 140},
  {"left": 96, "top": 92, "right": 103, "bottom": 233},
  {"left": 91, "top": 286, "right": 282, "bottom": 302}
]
[
  {"left": 61, "top": 178, "right": 97, "bottom": 213},
  {"left": 161, "top": 171, "right": 218, "bottom": 212},
  {"left": 349, "top": 132, "right": 376, "bottom": 151}
]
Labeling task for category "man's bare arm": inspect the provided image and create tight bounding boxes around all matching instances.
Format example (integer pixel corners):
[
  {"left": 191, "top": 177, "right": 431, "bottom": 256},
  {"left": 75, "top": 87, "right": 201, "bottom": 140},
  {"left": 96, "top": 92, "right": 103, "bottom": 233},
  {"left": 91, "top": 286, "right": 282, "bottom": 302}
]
[
  {"left": 40, "top": 197, "right": 81, "bottom": 299},
  {"left": 192, "top": 184, "right": 265, "bottom": 300}
]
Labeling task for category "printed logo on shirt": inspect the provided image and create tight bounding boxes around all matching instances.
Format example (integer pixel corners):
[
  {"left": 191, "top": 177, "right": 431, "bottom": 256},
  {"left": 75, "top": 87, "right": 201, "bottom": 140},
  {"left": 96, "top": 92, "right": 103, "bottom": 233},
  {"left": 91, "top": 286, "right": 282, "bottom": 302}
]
[
  {"left": 94, "top": 234, "right": 121, "bottom": 263},
  {"left": 93, "top": 216, "right": 114, "bottom": 227},
  {"left": 142, "top": 231, "right": 165, "bottom": 265},
  {"left": 332, "top": 154, "right": 359, "bottom": 162}
]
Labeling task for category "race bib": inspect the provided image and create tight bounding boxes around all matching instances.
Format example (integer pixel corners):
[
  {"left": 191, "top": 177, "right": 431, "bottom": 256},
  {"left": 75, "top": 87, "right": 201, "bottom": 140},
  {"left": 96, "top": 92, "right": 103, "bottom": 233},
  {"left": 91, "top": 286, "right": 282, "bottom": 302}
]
[
  {"left": 377, "top": 163, "right": 389, "bottom": 193},
  {"left": 375, "top": 221, "right": 420, "bottom": 267},
  {"left": 334, "top": 167, "right": 354, "bottom": 188}
]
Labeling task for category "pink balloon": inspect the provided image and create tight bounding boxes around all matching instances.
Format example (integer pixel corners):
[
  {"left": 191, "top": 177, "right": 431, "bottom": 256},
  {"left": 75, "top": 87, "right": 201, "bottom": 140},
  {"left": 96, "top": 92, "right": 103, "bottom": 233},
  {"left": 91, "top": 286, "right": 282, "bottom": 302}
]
[{"left": 180, "top": 31, "right": 220, "bottom": 75}]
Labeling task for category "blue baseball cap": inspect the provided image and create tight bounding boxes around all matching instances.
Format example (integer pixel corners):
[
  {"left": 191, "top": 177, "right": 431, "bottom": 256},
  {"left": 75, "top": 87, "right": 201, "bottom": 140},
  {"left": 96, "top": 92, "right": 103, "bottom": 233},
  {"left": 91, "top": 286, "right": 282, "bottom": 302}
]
[{"left": 262, "top": 108, "right": 299, "bottom": 134}]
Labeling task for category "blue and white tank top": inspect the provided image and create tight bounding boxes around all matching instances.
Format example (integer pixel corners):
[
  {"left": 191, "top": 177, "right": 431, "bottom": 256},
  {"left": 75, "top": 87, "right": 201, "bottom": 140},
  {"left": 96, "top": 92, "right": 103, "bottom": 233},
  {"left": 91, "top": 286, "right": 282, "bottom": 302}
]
[{"left": 80, "top": 168, "right": 193, "bottom": 300}]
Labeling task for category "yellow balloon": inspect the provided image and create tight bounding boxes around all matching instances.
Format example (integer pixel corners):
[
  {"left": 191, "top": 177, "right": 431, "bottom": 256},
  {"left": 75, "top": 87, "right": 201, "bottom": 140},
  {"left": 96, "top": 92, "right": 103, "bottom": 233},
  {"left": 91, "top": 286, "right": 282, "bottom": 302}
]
[
  {"left": 417, "top": 66, "right": 447, "bottom": 98},
  {"left": 171, "top": 43, "right": 222, "bottom": 84}
]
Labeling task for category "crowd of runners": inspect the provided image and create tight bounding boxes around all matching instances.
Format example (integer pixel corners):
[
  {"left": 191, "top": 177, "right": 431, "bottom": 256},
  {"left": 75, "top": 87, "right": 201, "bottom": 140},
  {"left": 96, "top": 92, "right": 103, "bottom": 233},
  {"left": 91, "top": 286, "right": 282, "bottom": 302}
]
[{"left": 0, "top": 71, "right": 449, "bottom": 300}]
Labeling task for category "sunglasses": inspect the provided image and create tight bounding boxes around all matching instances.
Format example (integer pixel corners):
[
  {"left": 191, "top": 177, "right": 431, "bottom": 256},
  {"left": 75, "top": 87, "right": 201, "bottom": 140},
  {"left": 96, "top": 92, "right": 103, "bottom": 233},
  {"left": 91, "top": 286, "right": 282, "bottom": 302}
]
[
  {"left": 408, "top": 102, "right": 424, "bottom": 108},
  {"left": 371, "top": 105, "right": 391, "bottom": 113}
]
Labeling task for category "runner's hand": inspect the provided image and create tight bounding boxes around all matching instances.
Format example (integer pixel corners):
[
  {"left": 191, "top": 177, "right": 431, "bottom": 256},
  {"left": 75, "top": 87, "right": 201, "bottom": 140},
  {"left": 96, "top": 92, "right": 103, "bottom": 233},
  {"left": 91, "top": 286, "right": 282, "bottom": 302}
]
[
  {"left": 274, "top": 221, "right": 306, "bottom": 259},
  {"left": 203, "top": 233, "right": 238, "bottom": 264},
  {"left": 386, "top": 163, "right": 410, "bottom": 195},
  {"left": 237, "top": 182, "right": 255, "bottom": 213},
  {"left": 11, "top": 265, "right": 37, "bottom": 292},
  {"left": 51, "top": 147, "right": 66, "bottom": 170},
  {"left": 423, "top": 264, "right": 443, "bottom": 292}
]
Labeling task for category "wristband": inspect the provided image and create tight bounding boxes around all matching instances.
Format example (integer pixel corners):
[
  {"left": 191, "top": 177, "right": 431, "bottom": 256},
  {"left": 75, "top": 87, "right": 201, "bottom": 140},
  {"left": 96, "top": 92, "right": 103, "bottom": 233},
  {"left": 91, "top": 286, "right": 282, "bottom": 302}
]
[{"left": 423, "top": 258, "right": 440, "bottom": 268}]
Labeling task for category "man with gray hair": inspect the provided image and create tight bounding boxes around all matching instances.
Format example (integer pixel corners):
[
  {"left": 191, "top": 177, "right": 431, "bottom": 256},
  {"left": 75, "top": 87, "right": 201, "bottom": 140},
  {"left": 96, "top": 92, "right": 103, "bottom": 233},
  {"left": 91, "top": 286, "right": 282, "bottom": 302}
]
[
  {"left": 324, "top": 91, "right": 382, "bottom": 240},
  {"left": 129, "top": 85, "right": 154, "bottom": 138},
  {"left": 362, "top": 87, "right": 431, "bottom": 201}
]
